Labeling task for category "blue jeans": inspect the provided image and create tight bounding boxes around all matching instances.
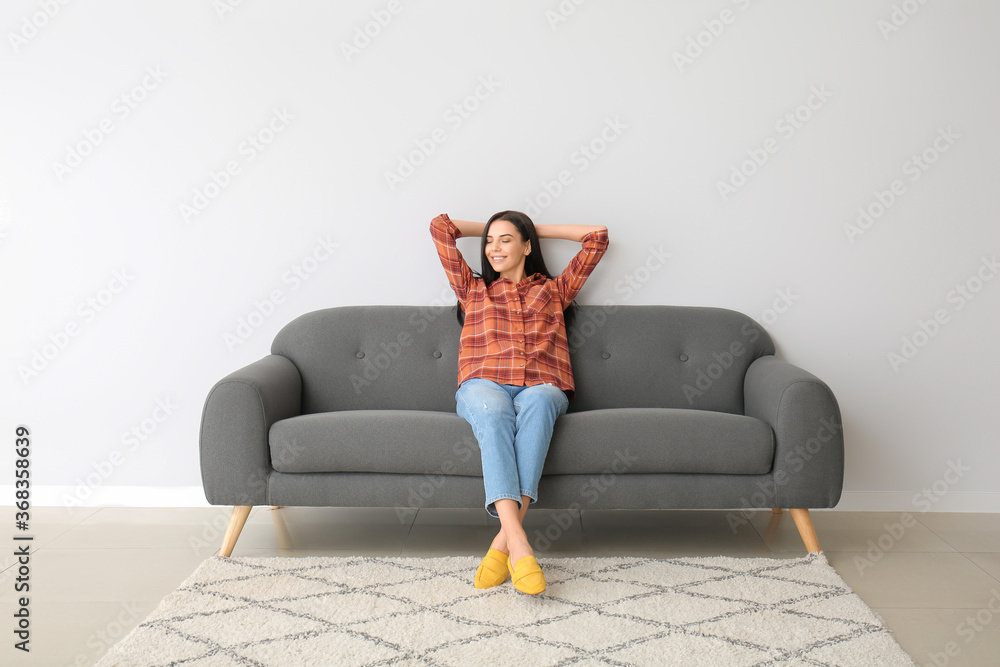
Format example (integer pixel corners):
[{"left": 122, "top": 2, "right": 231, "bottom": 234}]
[{"left": 455, "top": 378, "right": 569, "bottom": 519}]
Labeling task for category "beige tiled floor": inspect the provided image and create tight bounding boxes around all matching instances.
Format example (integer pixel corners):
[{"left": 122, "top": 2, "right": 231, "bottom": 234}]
[{"left": 3, "top": 506, "right": 999, "bottom": 666}]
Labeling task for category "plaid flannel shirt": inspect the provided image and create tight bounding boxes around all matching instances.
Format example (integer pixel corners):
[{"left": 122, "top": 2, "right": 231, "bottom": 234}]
[{"left": 430, "top": 213, "right": 609, "bottom": 401}]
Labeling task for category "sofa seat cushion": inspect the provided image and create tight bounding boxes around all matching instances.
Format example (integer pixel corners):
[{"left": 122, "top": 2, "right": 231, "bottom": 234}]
[
  {"left": 543, "top": 408, "right": 774, "bottom": 475},
  {"left": 269, "top": 410, "right": 481, "bottom": 476},
  {"left": 269, "top": 408, "right": 774, "bottom": 477},
  {"left": 269, "top": 408, "right": 774, "bottom": 476}
]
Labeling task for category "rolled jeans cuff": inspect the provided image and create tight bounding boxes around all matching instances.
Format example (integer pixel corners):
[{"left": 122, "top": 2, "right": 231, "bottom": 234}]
[{"left": 485, "top": 493, "right": 527, "bottom": 519}]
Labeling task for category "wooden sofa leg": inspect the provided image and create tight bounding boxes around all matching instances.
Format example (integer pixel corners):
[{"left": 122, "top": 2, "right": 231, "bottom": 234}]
[
  {"left": 219, "top": 505, "right": 252, "bottom": 557},
  {"left": 789, "top": 508, "right": 821, "bottom": 553},
  {"left": 771, "top": 508, "right": 783, "bottom": 514}
]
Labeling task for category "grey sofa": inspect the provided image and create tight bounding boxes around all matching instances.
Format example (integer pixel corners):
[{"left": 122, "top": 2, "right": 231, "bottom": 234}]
[{"left": 199, "top": 304, "right": 844, "bottom": 557}]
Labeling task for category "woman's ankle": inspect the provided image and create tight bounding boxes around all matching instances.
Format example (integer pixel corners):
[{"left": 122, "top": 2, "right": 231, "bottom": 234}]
[
  {"left": 491, "top": 529, "right": 531, "bottom": 554},
  {"left": 508, "top": 539, "right": 534, "bottom": 567},
  {"left": 489, "top": 531, "right": 508, "bottom": 553}
]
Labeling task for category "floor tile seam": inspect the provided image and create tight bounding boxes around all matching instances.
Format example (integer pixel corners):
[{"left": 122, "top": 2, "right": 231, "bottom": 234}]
[
  {"left": 955, "top": 551, "right": 1000, "bottom": 586},
  {"left": 910, "top": 512, "right": 993, "bottom": 550}
]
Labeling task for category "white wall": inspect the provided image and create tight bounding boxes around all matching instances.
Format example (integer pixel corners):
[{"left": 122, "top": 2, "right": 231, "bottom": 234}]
[{"left": 2, "top": 0, "right": 997, "bottom": 511}]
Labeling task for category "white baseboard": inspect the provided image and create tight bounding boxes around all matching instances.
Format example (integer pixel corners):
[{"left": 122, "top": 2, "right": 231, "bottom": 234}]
[
  {"left": 2, "top": 485, "right": 214, "bottom": 508},
  {"left": 827, "top": 491, "right": 1000, "bottom": 513},
  {"left": 4, "top": 486, "right": 1000, "bottom": 513}
]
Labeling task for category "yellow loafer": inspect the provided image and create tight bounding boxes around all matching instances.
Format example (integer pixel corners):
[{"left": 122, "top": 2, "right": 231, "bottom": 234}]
[
  {"left": 507, "top": 553, "right": 546, "bottom": 595},
  {"left": 474, "top": 548, "right": 510, "bottom": 588}
]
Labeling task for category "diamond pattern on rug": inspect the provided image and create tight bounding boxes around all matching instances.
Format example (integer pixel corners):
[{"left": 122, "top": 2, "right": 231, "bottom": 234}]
[
  {"left": 431, "top": 631, "right": 581, "bottom": 666},
  {"left": 608, "top": 629, "right": 774, "bottom": 666},
  {"left": 96, "top": 552, "right": 916, "bottom": 666},
  {"left": 544, "top": 574, "right": 652, "bottom": 605},
  {"left": 531, "top": 609, "right": 667, "bottom": 651},
  {"left": 271, "top": 590, "right": 413, "bottom": 625},
  {"left": 683, "top": 572, "right": 831, "bottom": 605},
  {"left": 601, "top": 587, "right": 748, "bottom": 626}
]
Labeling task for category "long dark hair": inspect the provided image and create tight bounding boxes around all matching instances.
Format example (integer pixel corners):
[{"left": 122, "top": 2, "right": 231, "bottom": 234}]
[{"left": 455, "top": 210, "right": 578, "bottom": 328}]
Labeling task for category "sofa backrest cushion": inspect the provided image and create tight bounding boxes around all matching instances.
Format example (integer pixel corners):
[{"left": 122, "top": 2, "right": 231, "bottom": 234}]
[{"left": 271, "top": 305, "right": 775, "bottom": 415}]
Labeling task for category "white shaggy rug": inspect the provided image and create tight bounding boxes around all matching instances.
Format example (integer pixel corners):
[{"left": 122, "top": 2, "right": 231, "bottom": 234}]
[{"left": 96, "top": 552, "right": 914, "bottom": 666}]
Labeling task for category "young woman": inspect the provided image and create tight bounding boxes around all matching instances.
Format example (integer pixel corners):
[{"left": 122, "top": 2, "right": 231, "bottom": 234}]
[{"left": 429, "top": 210, "right": 609, "bottom": 595}]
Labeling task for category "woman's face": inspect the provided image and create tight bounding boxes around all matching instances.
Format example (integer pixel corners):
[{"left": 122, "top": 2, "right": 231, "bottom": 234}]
[{"left": 485, "top": 219, "right": 530, "bottom": 272}]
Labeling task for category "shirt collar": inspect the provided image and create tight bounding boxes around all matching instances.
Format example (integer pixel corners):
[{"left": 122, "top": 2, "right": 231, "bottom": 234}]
[{"left": 500, "top": 272, "right": 545, "bottom": 287}]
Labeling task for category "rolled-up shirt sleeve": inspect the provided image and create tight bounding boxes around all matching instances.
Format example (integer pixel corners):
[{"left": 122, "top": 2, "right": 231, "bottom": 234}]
[
  {"left": 556, "top": 228, "right": 609, "bottom": 305},
  {"left": 430, "top": 213, "right": 475, "bottom": 308}
]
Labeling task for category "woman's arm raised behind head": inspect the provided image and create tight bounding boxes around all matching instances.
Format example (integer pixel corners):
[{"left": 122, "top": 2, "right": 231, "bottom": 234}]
[
  {"left": 450, "top": 219, "right": 487, "bottom": 238},
  {"left": 430, "top": 214, "right": 478, "bottom": 308},
  {"left": 535, "top": 224, "right": 608, "bottom": 242}
]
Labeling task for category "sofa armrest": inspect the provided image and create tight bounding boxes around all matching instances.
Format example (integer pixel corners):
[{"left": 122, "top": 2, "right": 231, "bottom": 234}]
[
  {"left": 744, "top": 355, "right": 844, "bottom": 508},
  {"left": 199, "top": 354, "right": 302, "bottom": 506}
]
